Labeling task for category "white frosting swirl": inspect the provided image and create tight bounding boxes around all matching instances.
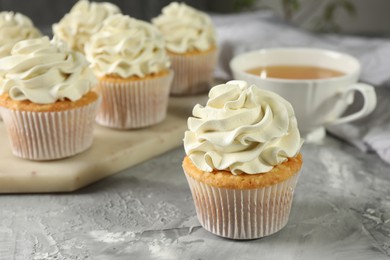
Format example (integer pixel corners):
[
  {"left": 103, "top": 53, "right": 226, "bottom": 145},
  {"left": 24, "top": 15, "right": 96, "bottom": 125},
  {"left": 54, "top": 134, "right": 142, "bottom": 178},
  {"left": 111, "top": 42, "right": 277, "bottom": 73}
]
[
  {"left": 184, "top": 80, "right": 303, "bottom": 175},
  {"left": 0, "top": 37, "right": 97, "bottom": 104},
  {"left": 152, "top": 2, "right": 216, "bottom": 54},
  {"left": 85, "top": 14, "right": 170, "bottom": 78},
  {"left": 0, "top": 12, "right": 41, "bottom": 58},
  {"left": 52, "top": 0, "right": 120, "bottom": 53}
]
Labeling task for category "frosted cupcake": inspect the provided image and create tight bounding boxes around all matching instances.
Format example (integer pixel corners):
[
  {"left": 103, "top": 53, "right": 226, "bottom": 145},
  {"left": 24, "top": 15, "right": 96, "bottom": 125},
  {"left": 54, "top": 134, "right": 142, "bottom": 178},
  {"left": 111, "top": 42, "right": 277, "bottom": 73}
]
[
  {"left": 0, "top": 37, "right": 100, "bottom": 160},
  {"left": 0, "top": 11, "right": 41, "bottom": 58},
  {"left": 152, "top": 2, "right": 218, "bottom": 95},
  {"left": 85, "top": 14, "right": 173, "bottom": 129},
  {"left": 0, "top": 11, "right": 42, "bottom": 121},
  {"left": 183, "top": 80, "right": 303, "bottom": 239},
  {"left": 52, "top": 0, "right": 120, "bottom": 53}
]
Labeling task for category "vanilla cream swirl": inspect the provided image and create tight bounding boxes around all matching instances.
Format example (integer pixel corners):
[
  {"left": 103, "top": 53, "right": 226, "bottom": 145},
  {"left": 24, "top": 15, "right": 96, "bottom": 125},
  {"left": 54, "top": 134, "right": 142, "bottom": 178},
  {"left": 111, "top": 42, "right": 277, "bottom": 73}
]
[
  {"left": 85, "top": 14, "right": 170, "bottom": 78},
  {"left": 52, "top": 0, "right": 120, "bottom": 53},
  {"left": 152, "top": 2, "right": 216, "bottom": 54},
  {"left": 184, "top": 80, "right": 303, "bottom": 175},
  {"left": 0, "top": 37, "right": 97, "bottom": 104},
  {"left": 0, "top": 12, "right": 41, "bottom": 58}
]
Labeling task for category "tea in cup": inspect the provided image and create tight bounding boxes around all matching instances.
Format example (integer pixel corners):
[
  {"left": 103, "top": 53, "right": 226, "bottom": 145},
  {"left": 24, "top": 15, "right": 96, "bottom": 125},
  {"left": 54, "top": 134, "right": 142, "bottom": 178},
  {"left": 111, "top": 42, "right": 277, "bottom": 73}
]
[{"left": 230, "top": 48, "right": 377, "bottom": 142}]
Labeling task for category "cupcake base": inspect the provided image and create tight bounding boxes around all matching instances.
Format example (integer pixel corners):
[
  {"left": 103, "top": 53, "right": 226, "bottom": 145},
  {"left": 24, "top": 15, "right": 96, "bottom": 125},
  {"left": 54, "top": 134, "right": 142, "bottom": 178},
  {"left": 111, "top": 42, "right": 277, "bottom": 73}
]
[
  {"left": 169, "top": 48, "right": 218, "bottom": 96},
  {"left": 183, "top": 154, "right": 302, "bottom": 240},
  {"left": 0, "top": 91, "right": 100, "bottom": 160},
  {"left": 96, "top": 70, "right": 173, "bottom": 129}
]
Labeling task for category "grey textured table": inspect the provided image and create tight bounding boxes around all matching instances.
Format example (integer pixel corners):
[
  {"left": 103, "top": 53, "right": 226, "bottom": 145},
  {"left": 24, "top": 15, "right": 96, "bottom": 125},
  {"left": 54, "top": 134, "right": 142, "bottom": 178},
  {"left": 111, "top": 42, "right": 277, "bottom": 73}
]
[{"left": 1, "top": 136, "right": 389, "bottom": 260}]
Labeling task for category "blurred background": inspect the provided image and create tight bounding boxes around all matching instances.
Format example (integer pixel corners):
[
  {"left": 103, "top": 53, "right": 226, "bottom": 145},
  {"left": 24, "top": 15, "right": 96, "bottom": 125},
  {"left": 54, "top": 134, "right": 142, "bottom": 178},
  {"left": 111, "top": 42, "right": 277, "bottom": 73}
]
[{"left": 1, "top": 0, "right": 389, "bottom": 37}]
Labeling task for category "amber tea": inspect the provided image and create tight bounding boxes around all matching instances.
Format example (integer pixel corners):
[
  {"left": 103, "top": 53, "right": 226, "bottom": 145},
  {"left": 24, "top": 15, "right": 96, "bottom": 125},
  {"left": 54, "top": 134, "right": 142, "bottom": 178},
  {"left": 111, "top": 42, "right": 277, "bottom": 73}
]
[{"left": 246, "top": 65, "right": 345, "bottom": 80}]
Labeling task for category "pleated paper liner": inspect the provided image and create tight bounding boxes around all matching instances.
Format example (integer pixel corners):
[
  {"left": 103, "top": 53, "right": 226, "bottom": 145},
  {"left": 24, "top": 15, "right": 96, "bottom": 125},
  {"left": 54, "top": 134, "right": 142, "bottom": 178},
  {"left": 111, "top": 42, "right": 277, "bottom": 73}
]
[
  {"left": 96, "top": 70, "right": 173, "bottom": 129},
  {"left": 0, "top": 95, "right": 101, "bottom": 160},
  {"left": 169, "top": 48, "right": 218, "bottom": 96},
  {"left": 184, "top": 168, "right": 301, "bottom": 240}
]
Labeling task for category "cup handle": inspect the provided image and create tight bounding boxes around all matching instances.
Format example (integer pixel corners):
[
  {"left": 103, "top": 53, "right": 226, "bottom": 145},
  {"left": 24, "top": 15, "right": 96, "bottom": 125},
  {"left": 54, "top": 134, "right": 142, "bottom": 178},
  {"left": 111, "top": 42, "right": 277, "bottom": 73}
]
[{"left": 327, "top": 83, "right": 377, "bottom": 125}]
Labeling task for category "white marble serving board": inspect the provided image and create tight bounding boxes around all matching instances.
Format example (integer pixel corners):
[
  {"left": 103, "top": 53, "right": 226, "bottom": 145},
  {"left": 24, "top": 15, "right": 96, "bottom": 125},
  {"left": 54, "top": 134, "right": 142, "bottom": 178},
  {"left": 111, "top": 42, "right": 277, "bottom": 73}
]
[{"left": 0, "top": 95, "right": 207, "bottom": 193}]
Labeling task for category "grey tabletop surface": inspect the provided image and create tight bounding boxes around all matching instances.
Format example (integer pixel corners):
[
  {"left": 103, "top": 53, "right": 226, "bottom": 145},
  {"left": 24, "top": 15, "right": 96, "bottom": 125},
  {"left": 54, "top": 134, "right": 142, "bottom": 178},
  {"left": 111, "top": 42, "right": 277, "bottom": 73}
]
[{"left": 1, "top": 135, "right": 389, "bottom": 260}]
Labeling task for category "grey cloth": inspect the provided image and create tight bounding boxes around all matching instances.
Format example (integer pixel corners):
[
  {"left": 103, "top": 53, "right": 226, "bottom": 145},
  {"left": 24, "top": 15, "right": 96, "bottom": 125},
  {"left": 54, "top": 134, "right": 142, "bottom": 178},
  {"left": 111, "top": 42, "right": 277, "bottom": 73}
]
[{"left": 212, "top": 11, "right": 390, "bottom": 164}]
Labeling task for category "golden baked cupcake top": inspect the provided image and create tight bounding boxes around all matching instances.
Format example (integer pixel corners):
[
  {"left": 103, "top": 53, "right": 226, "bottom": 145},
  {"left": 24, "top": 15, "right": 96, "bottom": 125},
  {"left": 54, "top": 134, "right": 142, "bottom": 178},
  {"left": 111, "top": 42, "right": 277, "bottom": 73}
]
[
  {"left": 52, "top": 0, "right": 120, "bottom": 53},
  {"left": 184, "top": 80, "right": 303, "bottom": 175},
  {"left": 152, "top": 2, "right": 216, "bottom": 54},
  {"left": 183, "top": 153, "right": 302, "bottom": 189},
  {"left": 0, "top": 36, "right": 97, "bottom": 105},
  {"left": 85, "top": 14, "right": 170, "bottom": 79},
  {"left": 0, "top": 11, "right": 41, "bottom": 58}
]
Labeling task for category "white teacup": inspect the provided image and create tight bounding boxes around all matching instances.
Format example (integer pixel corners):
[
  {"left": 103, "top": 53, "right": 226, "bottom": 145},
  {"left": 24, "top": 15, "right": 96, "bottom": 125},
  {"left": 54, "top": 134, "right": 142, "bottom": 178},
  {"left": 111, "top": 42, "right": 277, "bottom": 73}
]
[{"left": 230, "top": 48, "right": 377, "bottom": 142}]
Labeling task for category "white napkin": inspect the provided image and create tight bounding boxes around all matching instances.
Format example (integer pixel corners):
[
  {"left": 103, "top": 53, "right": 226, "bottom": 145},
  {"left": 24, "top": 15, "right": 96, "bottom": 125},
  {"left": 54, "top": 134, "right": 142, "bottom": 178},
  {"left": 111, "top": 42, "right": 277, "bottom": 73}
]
[{"left": 211, "top": 10, "right": 390, "bottom": 164}]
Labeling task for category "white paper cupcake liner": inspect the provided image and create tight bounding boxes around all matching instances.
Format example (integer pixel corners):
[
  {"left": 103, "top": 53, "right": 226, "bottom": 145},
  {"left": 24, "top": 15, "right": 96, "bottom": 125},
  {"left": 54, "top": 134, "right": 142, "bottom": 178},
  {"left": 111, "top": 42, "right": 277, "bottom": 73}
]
[
  {"left": 169, "top": 49, "right": 218, "bottom": 96},
  {"left": 95, "top": 71, "right": 173, "bottom": 129},
  {"left": 184, "top": 170, "right": 301, "bottom": 240},
  {"left": 0, "top": 97, "right": 100, "bottom": 160}
]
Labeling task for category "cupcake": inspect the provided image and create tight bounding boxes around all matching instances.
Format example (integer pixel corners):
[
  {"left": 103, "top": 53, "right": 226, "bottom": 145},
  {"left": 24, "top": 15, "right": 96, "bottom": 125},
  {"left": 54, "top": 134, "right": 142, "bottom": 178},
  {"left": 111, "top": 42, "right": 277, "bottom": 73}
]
[
  {"left": 52, "top": 0, "right": 120, "bottom": 53},
  {"left": 0, "top": 11, "right": 41, "bottom": 58},
  {"left": 0, "top": 37, "right": 100, "bottom": 160},
  {"left": 152, "top": 2, "right": 218, "bottom": 95},
  {"left": 85, "top": 14, "right": 173, "bottom": 129},
  {"left": 183, "top": 80, "right": 303, "bottom": 239},
  {"left": 0, "top": 11, "right": 42, "bottom": 121}
]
